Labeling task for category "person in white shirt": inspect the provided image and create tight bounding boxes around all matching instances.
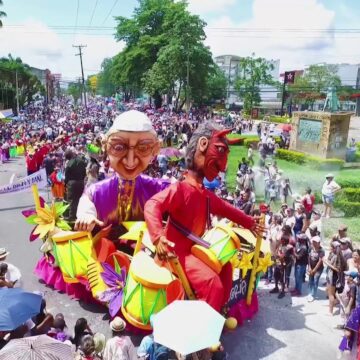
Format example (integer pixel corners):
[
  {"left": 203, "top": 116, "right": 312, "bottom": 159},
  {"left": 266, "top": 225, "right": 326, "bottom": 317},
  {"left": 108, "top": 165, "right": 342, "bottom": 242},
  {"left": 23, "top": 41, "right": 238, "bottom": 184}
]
[
  {"left": 321, "top": 173, "right": 341, "bottom": 218},
  {"left": 103, "top": 317, "right": 137, "bottom": 360}
]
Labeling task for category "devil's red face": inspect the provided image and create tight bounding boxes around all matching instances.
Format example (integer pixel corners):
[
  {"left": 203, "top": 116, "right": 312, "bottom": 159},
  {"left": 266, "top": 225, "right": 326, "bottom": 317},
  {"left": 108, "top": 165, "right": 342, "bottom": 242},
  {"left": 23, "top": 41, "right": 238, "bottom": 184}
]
[{"left": 203, "top": 130, "right": 230, "bottom": 181}]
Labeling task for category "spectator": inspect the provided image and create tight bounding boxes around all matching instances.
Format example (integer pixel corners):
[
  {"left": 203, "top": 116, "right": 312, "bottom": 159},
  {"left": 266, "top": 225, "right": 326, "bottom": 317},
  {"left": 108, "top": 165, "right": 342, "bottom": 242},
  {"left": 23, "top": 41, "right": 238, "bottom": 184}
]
[
  {"left": 308, "top": 236, "right": 325, "bottom": 302},
  {"left": 0, "top": 263, "right": 14, "bottom": 288},
  {"left": 75, "top": 334, "right": 101, "bottom": 360},
  {"left": 73, "top": 318, "right": 93, "bottom": 350},
  {"left": 292, "top": 234, "right": 309, "bottom": 296},
  {"left": 64, "top": 149, "right": 87, "bottom": 221},
  {"left": 280, "top": 178, "right": 292, "bottom": 204},
  {"left": 247, "top": 144, "right": 254, "bottom": 166},
  {"left": 103, "top": 317, "right": 137, "bottom": 360},
  {"left": 324, "top": 242, "right": 347, "bottom": 315},
  {"left": 340, "top": 238, "right": 353, "bottom": 262},
  {"left": 301, "top": 187, "right": 315, "bottom": 229},
  {"left": 321, "top": 173, "right": 341, "bottom": 218},
  {"left": 270, "top": 235, "right": 293, "bottom": 299}
]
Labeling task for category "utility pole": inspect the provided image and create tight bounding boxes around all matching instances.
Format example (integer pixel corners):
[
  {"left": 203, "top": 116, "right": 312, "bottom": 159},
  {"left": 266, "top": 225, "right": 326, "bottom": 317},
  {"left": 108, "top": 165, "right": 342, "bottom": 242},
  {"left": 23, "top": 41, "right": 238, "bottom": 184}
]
[
  {"left": 15, "top": 70, "right": 20, "bottom": 115},
  {"left": 73, "top": 44, "right": 87, "bottom": 109}
]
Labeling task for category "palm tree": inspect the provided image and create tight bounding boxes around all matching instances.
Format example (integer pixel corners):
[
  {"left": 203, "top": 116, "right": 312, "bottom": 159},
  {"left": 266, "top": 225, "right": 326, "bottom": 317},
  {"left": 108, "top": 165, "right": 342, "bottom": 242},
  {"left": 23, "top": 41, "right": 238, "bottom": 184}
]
[{"left": 0, "top": 0, "right": 7, "bottom": 28}]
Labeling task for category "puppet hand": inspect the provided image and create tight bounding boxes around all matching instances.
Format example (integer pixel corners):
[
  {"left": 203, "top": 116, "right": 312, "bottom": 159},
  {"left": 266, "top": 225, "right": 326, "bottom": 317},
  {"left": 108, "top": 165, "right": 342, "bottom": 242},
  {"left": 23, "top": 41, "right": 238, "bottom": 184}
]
[
  {"left": 156, "top": 236, "right": 175, "bottom": 260},
  {"left": 250, "top": 222, "right": 266, "bottom": 238},
  {"left": 74, "top": 215, "right": 104, "bottom": 232}
]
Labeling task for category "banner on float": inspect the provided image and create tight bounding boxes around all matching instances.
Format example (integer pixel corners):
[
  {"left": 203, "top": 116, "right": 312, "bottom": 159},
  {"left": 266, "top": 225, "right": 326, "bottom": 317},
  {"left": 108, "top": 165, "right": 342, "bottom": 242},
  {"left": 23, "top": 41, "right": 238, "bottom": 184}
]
[{"left": 0, "top": 168, "right": 47, "bottom": 195}]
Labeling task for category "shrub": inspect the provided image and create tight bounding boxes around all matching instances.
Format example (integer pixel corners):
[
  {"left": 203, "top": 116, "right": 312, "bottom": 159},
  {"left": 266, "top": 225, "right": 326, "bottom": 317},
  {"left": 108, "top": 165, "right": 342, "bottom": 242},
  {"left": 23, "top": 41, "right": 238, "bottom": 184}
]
[
  {"left": 244, "top": 137, "right": 260, "bottom": 147},
  {"left": 306, "top": 157, "right": 344, "bottom": 170},
  {"left": 227, "top": 134, "right": 260, "bottom": 146},
  {"left": 335, "top": 200, "right": 360, "bottom": 217},
  {"left": 337, "top": 176, "right": 360, "bottom": 189},
  {"left": 276, "top": 149, "right": 306, "bottom": 164},
  {"left": 269, "top": 115, "right": 291, "bottom": 124},
  {"left": 356, "top": 151, "right": 360, "bottom": 162},
  {"left": 340, "top": 188, "right": 360, "bottom": 203},
  {"left": 276, "top": 149, "right": 344, "bottom": 169}
]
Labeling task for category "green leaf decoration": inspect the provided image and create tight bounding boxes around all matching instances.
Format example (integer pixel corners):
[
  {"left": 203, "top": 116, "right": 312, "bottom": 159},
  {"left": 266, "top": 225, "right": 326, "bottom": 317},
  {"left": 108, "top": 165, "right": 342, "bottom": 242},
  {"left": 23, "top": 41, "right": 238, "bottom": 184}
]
[
  {"left": 26, "top": 214, "right": 38, "bottom": 225},
  {"left": 54, "top": 202, "right": 69, "bottom": 216},
  {"left": 113, "top": 255, "right": 121, "bottom": 275},
  {"left": 56, "top": 219, "right": 71, "bottom": 231}
]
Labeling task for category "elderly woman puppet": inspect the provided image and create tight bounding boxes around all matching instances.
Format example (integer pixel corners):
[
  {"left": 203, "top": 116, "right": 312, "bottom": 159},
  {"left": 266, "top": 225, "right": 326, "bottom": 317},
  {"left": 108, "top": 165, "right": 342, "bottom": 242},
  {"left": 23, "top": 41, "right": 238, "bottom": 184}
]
[
  {"left": 144, "top": 122, "right": 264, "bottom": 313},
  {"left": 75, "top": 110, "right": 169, "bottom": 233}
]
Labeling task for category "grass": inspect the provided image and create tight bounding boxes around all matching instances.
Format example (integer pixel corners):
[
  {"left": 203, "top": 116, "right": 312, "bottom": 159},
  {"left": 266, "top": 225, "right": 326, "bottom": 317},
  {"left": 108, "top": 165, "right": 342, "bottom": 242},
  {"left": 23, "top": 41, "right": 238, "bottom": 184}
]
[{"left": 226, "top": 145, "right": 360, "bottom": 242}]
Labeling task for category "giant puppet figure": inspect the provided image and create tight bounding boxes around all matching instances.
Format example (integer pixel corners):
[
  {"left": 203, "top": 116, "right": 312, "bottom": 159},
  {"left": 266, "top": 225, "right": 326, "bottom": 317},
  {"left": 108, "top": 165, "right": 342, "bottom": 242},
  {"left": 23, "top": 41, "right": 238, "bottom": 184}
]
[
  {"left": 75, "top": 110, "right": 169, "bottom": 232},
  {"left": 144, "top": 122, "right": 264, "bottom": 312},
  {"left": 34, "top": 110, "right": 168, "bottom": 299}
]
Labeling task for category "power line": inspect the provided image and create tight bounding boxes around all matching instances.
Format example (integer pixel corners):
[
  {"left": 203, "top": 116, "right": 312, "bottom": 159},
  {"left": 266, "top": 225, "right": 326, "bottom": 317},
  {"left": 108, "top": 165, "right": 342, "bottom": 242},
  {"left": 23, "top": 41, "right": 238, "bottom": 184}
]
[
  {"left": 88, "top": 0, "right": 99, "bottom": 26},
  {"left": 101, "top": 0, "right": 119, "bottom": 26}
]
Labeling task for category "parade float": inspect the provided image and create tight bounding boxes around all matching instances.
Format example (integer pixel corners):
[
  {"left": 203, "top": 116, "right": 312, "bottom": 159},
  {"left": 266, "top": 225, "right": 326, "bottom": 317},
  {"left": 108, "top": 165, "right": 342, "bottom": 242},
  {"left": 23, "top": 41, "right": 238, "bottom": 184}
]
[{"left": 24, "top": 184, "right": 272, "bottom": 331}]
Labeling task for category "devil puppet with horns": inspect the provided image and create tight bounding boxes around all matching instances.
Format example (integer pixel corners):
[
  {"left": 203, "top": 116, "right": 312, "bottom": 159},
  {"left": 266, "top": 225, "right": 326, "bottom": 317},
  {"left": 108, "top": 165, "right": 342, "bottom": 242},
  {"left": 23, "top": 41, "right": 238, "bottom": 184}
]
[{"left": 145, "top": 122, "right": 264, "bottom": 312}]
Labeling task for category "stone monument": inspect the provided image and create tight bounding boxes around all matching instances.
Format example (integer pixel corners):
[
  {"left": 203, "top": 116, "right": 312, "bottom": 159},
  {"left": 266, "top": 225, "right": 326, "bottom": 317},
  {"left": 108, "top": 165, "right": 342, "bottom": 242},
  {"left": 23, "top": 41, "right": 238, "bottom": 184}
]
[{"left": 289, "top": 91, "right": 352, "bottom": 159}]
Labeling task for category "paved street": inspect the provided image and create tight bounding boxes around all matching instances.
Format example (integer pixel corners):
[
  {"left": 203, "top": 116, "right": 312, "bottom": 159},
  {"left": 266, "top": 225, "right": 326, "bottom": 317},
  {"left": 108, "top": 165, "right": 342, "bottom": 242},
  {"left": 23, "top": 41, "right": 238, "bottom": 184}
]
[{"left": 0, "top": 158, "right": 345, "bottom": 359}]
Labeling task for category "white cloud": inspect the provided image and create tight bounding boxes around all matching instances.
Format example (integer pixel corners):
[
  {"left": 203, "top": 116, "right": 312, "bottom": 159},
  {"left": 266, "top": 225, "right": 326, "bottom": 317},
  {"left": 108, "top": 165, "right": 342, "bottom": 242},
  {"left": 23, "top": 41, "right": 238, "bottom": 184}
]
[
  {"left": 204, "top": 0, "right": 360, "bottom": 73},
  {"left": 186, "top": 0, "right": 236, "bottom": 14},
  {"left": 0, "top": 20, "right": 124, "bottom": 80}
]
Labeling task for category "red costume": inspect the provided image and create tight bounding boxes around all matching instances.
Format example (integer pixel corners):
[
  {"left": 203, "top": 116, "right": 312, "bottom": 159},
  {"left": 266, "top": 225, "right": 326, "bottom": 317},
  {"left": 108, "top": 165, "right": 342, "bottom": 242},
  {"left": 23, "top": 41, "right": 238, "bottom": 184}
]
[{"left": 145, "top": 177, "right": 255, "bottom": 312}]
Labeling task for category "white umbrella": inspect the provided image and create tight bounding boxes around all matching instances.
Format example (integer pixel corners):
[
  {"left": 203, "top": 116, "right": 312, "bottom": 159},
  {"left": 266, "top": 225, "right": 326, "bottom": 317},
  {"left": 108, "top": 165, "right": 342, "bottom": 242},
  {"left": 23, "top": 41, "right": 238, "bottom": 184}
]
[
  {"left": 153, "top": 300, "right": 225, "bottom": 356},
  {"left": 0, "top": 335, "right": 73, "bottom": 360}
]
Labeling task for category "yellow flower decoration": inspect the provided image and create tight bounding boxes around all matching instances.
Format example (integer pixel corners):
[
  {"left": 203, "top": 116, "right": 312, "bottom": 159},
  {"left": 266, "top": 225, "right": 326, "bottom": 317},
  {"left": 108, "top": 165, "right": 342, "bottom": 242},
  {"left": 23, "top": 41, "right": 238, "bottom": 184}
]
[
  {"left": 256, "top": 253, "right": 274, "bottom": 274},
  {"left": 231, "top": 251, "right": 254, "bottom": 279},
  {"left": 26, "top": 202, "right": 71, "bottom": 239}
]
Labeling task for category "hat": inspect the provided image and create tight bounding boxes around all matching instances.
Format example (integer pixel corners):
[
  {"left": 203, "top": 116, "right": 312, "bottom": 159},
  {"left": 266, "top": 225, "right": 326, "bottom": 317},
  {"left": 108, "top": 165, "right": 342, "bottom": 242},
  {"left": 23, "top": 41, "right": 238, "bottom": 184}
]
[
  {"left": 338, "top": 224, "right": 348, "bottom": 231},
  {"left": 344, "top": 270, "right": 358, "bottom": 278},
  {"left": 325, "top": 173, "right": 334, "bottom": 179},
  {"left": 0, "top": 248, "right": 10, "bottom": 259},
  {"left": 107, "top": 110, "right": 155, "bottom": 135},
  {"left": 110, "top": 317, "right": 126, "bottom": 332},
  {"left": 311, "top": 236, "right": 321, "bottom": 243}
]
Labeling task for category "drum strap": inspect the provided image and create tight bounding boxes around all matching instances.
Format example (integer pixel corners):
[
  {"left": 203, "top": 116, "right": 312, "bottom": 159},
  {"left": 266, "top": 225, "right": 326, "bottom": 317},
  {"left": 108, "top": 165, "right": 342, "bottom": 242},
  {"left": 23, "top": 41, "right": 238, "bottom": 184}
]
[{"left": 169, "top": 217, "right": 210, "bottom": 249}]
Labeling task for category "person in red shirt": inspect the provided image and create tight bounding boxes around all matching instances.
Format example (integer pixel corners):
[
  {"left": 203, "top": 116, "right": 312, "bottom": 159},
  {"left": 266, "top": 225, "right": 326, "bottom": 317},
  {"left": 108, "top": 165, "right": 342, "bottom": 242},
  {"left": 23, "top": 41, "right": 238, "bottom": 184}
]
[
  {"left": 301, "top": 187, "right": 315, "bottom": 229},
  {"left": 144, "top": 122, "right": 264, "bottom": 312}
]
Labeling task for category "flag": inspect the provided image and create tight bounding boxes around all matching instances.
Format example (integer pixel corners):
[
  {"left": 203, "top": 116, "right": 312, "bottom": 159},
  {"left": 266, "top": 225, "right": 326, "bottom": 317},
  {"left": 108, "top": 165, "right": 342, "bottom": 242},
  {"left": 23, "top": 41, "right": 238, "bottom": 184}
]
[{"left": 284, "top": 71, "right": 296, "bottom": 84}]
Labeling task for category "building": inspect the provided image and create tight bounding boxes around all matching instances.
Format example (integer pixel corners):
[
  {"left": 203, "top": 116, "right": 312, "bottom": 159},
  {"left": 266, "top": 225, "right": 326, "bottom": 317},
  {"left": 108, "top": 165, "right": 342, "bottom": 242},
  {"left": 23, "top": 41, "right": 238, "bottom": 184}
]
[
  {"left": 214, "top": 55, "right": 280, "bottom": 107},
  {"left": 29, "top": 67, "right": 61, "bottom": 103}
]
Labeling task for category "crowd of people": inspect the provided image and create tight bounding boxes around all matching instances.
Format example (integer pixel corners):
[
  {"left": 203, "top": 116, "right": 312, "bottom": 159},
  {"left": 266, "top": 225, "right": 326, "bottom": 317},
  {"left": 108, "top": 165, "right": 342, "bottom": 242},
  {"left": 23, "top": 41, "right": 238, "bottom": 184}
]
[{"left": 0, "top": 97, "right": 358, "bottom": 359}]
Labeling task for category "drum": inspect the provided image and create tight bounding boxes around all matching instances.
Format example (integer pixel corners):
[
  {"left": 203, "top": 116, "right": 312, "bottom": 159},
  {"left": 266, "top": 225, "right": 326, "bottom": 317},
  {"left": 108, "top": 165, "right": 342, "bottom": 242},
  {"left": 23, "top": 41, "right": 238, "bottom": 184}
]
[
  {"left": 191, "top": 225, "right": 241, "bottom": 274},
  {"left": 51, "top": 230, "right": 95, "bottom": 283},
  {"left": 121, "top": 251, "right": 184, "bottom": 330}
]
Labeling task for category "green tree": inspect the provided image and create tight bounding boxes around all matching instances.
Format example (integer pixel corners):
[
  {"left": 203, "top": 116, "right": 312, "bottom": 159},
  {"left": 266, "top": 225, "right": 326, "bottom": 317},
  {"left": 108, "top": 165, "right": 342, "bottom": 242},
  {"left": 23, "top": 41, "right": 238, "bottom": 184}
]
[
  {"left": 0, "top": 0, "right": 6, "bottom": 28},
  {"left": 112, "top": 0, "right": 213, "bottom": 109},
  {"left": 67, "top": 82, "right": 82, "bottom": 104},
  {"left": 97, "top": 57, "right": 118, "bottom": 97},
  {"left": 0, "top": 55, "right": 44, "bottom": 112},
  {"left": 235, "top": 54, "right": 275, "bottom": 114}
]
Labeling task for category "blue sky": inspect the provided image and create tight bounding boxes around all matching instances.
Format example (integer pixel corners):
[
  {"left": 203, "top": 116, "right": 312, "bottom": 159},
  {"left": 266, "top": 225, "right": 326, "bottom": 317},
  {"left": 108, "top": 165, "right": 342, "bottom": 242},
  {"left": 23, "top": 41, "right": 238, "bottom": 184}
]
[{"left": 1, "top": 0, "right": 360, "bottom": 80}]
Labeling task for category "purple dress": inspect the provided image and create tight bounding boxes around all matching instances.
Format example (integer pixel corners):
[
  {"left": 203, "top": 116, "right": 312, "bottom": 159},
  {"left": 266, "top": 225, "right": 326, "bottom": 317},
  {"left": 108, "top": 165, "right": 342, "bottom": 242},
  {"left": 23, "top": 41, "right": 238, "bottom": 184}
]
[{"left": 85, "top": 174, "right": 169, "bottom": 225}]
